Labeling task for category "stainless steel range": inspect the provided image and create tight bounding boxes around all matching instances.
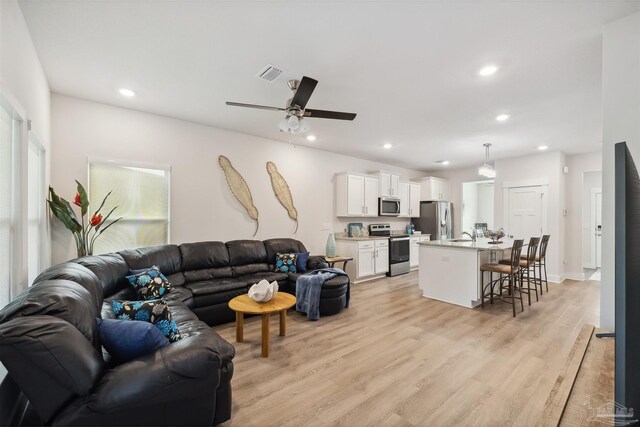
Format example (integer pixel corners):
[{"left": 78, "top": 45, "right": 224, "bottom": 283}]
[{"left": 368, "top": 224, "right": 410, "bottom": 277}]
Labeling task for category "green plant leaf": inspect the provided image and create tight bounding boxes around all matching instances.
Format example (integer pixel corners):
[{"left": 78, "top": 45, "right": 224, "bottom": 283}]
[
  {"left": 92, "top": 190, "right": 112, "bottom": 218},
  {"left": 75, "top": 180, "right": 89, "bottom": 216},
  {"left": 47, "top": 200, "right": 81, "bottom": 233}
]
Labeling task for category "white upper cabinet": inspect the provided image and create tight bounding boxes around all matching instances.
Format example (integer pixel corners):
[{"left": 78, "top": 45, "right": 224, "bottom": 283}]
[
  {"left": 379, "top": 171, "right": 400, "bottom": 197},
  {"left": 409, "top": 183, "right": 421, "bottom": 216},
  {"left": 363, "top": 176, "right": 378, "bottom": 217},
  {"left": 398, "top": 182, "right": 410, "bottom": 217},
  {"left": 419, "top": 177, "right": 450, "bottom": 201},
  {"left": 336, "top": 173, "right": 379, "bottom": 217},
  {"left": 399, "top": 181, "right": 422, "bottom": 217}
]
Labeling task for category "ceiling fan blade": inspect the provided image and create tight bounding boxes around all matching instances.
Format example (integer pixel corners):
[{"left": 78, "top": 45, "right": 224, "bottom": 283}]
[
  {"left": 304, "top": 109, "right": 357, "bottom": 121},
  {"left": 290, "top": 76, "right": 318, "bottom": 109},
  {"left": 226, "top": 101, "right": 285, "bottom": 112}
]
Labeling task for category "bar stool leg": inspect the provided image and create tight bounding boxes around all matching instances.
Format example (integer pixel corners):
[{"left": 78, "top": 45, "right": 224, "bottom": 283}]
[
  {"left": 523, "top": 269, "right": 531, "bottom": 306},
  {"left": 532, "top": 266, "right": 539, "bottom": 302},
  {"left": 516, "top": 271, "right": 524, "bottom": 312},
  {"left": 490, "top": 272, "right": 494, "bottom": 304},
  {"left": 543, "top": 260, "right": 549, "bottom": 291},
  {"left": 510, "top": 275, "right": 516, "bottom": 318}
]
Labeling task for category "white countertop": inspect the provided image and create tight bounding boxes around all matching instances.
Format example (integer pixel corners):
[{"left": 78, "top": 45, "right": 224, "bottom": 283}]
[
  {"left": 336, "top": 233, "right": 430, "bottom": 242},
  {"left": 418, "top": 238, "right": 520, "bottom": 251}
]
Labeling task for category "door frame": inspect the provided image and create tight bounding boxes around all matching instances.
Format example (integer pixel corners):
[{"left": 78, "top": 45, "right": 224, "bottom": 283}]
[
  {"left": 590, "top": 187, "right": 602, "bottom": 269},
  {"left": 502, "top": 180, "right": 549, "bottom": 236}
]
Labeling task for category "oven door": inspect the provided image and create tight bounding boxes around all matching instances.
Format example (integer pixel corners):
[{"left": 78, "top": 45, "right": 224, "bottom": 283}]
[
  {"left": 389, "top": 237, "right": 410, "bottom": 264},
  {"left": 379, "top": 198, "right": 400, "bottom": 216}
]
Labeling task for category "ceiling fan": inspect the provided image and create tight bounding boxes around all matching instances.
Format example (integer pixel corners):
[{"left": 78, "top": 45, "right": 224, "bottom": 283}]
[{"left": 226, "top": 76, "right": 357, "bottom": 134}]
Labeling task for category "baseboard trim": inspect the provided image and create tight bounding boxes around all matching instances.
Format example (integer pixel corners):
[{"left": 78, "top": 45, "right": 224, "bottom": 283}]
[
  {"left": 563, "top": 272, "right": 586, "bottom": 281},
  {"left": 548, "top": 274, "right": 564, "bottom": 283}
]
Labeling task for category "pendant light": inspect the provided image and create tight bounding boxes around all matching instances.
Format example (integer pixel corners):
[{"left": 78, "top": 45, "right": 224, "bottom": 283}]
[{"left": 478, "top": 143, "right": 496, "bottom": 178}]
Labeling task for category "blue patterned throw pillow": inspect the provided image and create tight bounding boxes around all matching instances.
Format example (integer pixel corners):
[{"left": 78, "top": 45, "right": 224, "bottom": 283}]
[
  {"left": 126, "top": 265, "right": 172, "bottom": 300},
  {"left": 111, "top": 299, "right": 182, "bottom": 342},
  {"left": 274, "top": 253, "right": 297, "bottom": 273}
]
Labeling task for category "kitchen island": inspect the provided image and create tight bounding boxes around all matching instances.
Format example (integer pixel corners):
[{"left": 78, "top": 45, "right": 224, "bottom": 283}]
[{"left": 417, "top": 239, "right": 520, "bottom": 308}]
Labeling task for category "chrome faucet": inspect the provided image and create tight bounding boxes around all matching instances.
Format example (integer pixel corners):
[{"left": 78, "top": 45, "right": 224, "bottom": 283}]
[{"left": 461, "top": 230, "right": 477, "bottom": 242}]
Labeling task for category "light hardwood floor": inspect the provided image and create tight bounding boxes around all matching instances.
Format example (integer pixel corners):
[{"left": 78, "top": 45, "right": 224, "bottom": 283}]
[{"left": 215, "top": 271, "right": 600, "bottom": 426}]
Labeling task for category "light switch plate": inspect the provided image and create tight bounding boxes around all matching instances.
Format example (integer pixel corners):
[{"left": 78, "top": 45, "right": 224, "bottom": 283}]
[{"left": 322, "top": 223, "right": 331, "bottom": 231}]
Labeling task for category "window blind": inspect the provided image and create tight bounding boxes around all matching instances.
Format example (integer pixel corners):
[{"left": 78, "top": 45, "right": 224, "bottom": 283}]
[
  {"left": 88, "top": 162, "right": 170, "bottom": 255},
  {"left": 0, "top": 104, "right": 15, "bottom": 307}
]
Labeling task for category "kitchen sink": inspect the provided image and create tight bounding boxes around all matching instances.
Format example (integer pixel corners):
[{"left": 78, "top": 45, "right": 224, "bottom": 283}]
[{"left": 448, "top": 239, "right": 473, "bottom": 242}]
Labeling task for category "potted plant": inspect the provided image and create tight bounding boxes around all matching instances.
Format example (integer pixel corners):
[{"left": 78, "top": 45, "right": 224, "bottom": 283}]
[{"left": 47, "top": 180, "right": 123, "bottom": 257}]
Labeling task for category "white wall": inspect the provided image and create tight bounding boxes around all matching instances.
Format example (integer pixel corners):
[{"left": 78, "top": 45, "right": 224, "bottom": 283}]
[
  {"left": 50, "top": 94, "right": 423, "bottom": 264},
  {"left": 582, "top": 170, "right": 602, "bottom": 269},
  {"left": 601, "top": 12, "right": 640, "bottom": 329},
  {"left": 563, "top": 152, "right": 601, "bottom": 279},
  {"left": 0, "top": 0, "right": 51, "bottom": 379},
  {"left": 434, "top": 151, "right": 566, "bottom": 281},
  {"left": 477, "top": 183, "right": 494, "bottom": 229}
]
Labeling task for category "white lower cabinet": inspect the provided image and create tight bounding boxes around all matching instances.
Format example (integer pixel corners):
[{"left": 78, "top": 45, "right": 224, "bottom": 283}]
[
  {"left": 335, "top": 239, "right": 389, "bottom": 283},
  {"left": 374, "top": 240, "right": 389, "bottom": 275},
  {"left": 410, "top": 235, "right": 431, "bottom": 270}
]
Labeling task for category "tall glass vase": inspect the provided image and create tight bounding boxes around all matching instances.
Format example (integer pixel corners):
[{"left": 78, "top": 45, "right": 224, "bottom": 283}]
[{"left": 326, "top": 233, "right": 336, "bottom": 257}]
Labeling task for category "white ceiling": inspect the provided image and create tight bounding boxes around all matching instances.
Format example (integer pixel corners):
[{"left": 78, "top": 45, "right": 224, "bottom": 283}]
[{"left": 19, "top": 1, "right": 640, "bottom": 171}]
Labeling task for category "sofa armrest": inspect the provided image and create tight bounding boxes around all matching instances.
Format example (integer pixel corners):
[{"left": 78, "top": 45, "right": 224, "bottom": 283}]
[
  {"left": 307, "top": 255, "right": 328, "bottom": 271},
  {"left": 87, "top": 333, "right": 222, "bottom": 413}
]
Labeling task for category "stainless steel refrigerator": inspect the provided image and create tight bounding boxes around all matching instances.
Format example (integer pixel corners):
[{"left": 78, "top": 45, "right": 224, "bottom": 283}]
[{"left": 412, "top": 201, "right": 453, "bottom": 241}]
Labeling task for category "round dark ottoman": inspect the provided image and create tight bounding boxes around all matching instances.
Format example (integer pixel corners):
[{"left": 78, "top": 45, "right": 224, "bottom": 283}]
[{"left": 319, "top": 276, "right": 349, "bottom": 316}]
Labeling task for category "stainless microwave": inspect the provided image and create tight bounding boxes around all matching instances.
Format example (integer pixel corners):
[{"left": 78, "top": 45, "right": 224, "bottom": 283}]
[{"left": 378, "top": 197, "right": 401, "bottom": 216}]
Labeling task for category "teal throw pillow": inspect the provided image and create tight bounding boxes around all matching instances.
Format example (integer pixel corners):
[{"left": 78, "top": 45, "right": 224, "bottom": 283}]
[
  {"left": 274, "top": 253, "right": 297, "bottom": 273},
  {"left": 126, "top": 265, "right": 172, "bottom": 300},
  {"left": 111, "top": 298, "right": 182, "bottom": 342}
]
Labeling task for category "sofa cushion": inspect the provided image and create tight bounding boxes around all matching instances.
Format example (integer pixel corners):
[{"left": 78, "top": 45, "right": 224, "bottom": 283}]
[
  {"left": 111, "top": 299, "right": 182, "bottom": 343},
  {"left": 180, "top": 241, "right": 230, "bottom": 270},
  {"left": 237, "top": 272, "right": 288, "bottom": 286},
  {"left": 227, "top": 240, "right": 267, "bottom": 266},
  {"left": 161, "top": 286, "right": 194, "bottom": 308},
  {"left": 119, "top": 245, "right": 182, "bottom": 277},
  {"left": 231, "top": 263, "right": 270, "bottom": 277},
  {"left": 96, "top": 318, "right": 169, "bottom": 363},
  {"left": 183, "top": 266, "right": 234, "bottom": 283},
  {"left": 263, "top": 238, "right": 307, "bottom": 266},
  {"left": 126, "top": 265, "right": 173, "bottom": 300},
  {"left": 169, "top": 303, "right": 200, "bottom": 325},
  {"left": 0, "top": 280, "right": 101, "bottom": 345},
  {"left": 186, "top": 280, "right": 248, "bottom": 307},
  {"left": 32, "top": 263, "right": 103, "bottom": 312},
  {"left": 72, "top": 254, "right": 130, "bottom": 298},
  {"left": 0, "top": 316, "right": 104, "bottom": 423}
]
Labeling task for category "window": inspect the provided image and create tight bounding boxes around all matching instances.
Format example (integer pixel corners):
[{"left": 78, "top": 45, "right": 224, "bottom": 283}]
[
  {"left": 0, "top": 97, "right": 22, "bottom": 307},
  {"left": 27, "top": 137, "right": 46, "bottom": 286},
  {"left": 88, "top": 160, "right": 170, "bottom": 255}
]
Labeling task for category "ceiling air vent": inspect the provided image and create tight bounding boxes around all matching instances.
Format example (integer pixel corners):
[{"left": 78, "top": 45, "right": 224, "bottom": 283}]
[{"left": 255, "top": 64, "right": 286, "bottom": 82}]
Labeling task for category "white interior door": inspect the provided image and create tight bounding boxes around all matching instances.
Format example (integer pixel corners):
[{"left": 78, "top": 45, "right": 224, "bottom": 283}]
[
  {"left": 507, "top": 186, "right": 545, "bottom": 239},
  {"left": 595, "top": 191, "right": 602, "bottom": 268}
]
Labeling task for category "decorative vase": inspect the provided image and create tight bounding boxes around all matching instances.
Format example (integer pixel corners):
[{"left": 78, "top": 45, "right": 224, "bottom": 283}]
[
  {"left": 248, "top": 280, "right": 278, "bottom": 302},
  {"left": 326, "top": 233, "right": 337, "bottom": 257}
]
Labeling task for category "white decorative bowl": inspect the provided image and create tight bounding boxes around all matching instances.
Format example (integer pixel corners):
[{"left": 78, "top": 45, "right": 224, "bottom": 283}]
[{"left": 248, "top": 279, "right": 279, "bottom": 302}]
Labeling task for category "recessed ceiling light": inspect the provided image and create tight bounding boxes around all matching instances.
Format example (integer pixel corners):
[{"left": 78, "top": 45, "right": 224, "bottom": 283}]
[
  {"left": 479, "top": 65, "right": 499, "bottom": 76},
  {"left": 496, "top": 114, "right": 510, "bottom": 121},
  {"left": 118, "top": 88, "right": 136, "bottom": 97},
  {"left": 436, "top": 160, "right": 450, "bottom": 166},
  {"left": 383, "top": 143, "right": 393, "bottom": 149},
  {"left": 538, "top": 145, "right": 549, "bottom": 151},
  {"left": 306, "top": 135, "right": 317, "bottom": 142}
]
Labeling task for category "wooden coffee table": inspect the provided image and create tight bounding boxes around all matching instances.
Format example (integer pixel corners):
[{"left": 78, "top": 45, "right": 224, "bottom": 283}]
[{"left": 228, "top": 293, "right": 296, "bottom": 358}]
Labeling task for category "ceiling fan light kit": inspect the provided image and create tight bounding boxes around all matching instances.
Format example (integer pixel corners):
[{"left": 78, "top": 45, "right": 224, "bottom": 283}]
[{"left": 226, "top": 75, "right": 357, "bottom": 134}]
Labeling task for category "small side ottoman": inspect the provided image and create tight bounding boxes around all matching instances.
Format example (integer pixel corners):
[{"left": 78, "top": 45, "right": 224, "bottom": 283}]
[{"left": 319, "top": 275, "right": 350, "bottom": 316}]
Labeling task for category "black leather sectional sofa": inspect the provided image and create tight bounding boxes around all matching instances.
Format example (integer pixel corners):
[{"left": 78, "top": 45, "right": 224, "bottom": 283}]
[{"left": 0, "top": 238, "right": 349, "bottom": 426}]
